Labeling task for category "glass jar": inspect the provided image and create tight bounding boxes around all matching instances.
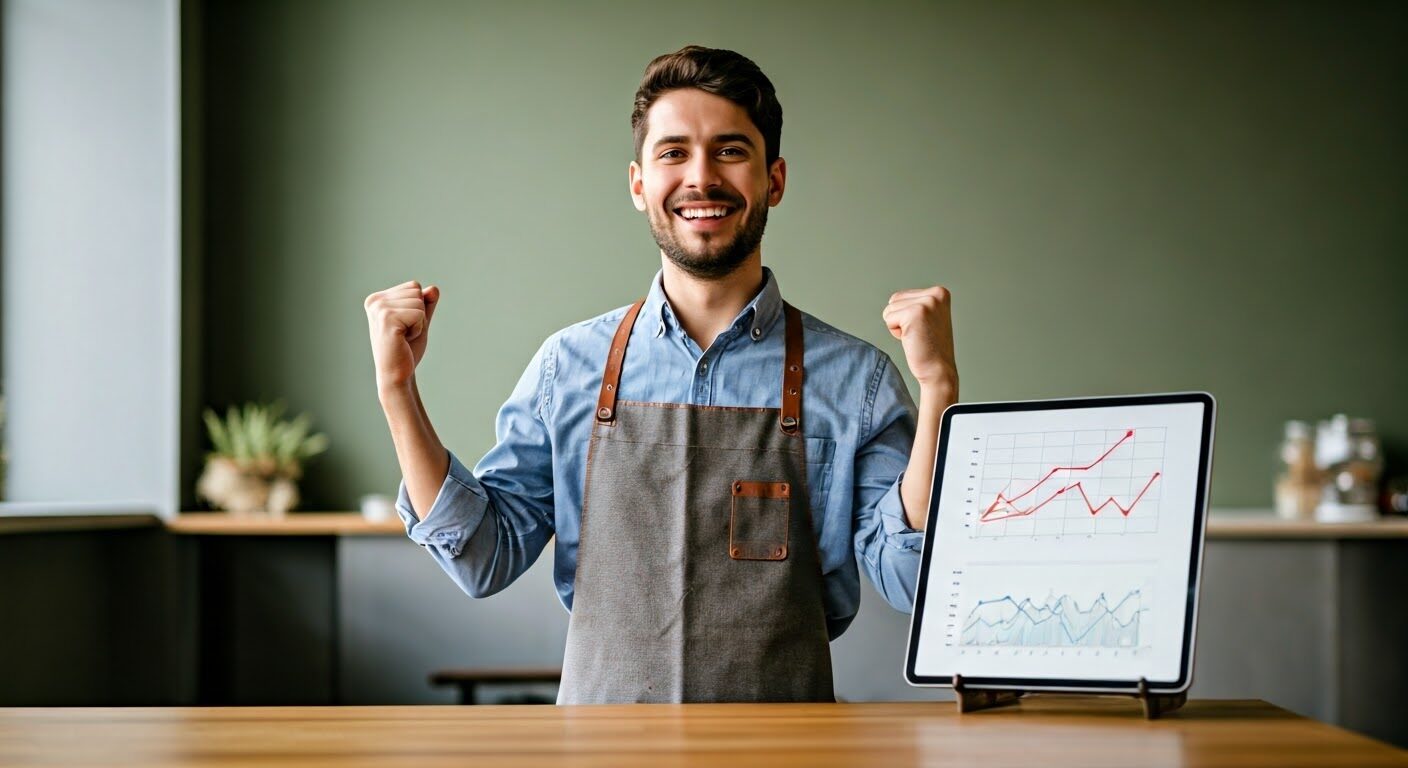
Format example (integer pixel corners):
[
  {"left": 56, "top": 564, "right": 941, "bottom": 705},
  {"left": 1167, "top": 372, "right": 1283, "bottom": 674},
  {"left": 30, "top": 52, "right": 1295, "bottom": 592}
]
[
  {"left": 1315, "top": 415, "right": 1384, "bottom": 523},
  {"left": 1274, "top": 420, "right": 1318, "bottom": 520}
]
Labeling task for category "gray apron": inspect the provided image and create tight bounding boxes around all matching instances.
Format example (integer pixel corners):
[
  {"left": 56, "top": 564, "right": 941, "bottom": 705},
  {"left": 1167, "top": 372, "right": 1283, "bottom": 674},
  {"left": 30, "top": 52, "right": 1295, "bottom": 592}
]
[{"left": 558, "top": 298, "right": 834, "bottom": 704}]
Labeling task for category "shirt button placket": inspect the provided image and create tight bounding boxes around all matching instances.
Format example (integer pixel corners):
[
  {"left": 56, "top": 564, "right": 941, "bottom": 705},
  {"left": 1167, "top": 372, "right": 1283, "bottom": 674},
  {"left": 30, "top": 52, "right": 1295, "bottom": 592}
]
[{"left": 695, "top": 359, "right": 709, "bottom": 404}]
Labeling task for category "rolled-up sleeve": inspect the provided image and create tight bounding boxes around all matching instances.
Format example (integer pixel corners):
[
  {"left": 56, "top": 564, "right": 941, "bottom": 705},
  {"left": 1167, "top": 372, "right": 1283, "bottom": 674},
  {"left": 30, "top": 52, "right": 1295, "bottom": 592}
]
[
  {"left": 852, "top": 353, "right": 925, "bottom": 613},
  {"left": 396, "top": 334, "right": 558, "bottom": 599}
]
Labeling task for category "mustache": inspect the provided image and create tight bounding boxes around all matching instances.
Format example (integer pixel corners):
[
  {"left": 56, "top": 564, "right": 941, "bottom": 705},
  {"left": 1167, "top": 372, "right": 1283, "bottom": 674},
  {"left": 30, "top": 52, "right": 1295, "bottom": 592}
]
[{"left": 667, "top": 190, "right": 746, "bottom": 209}]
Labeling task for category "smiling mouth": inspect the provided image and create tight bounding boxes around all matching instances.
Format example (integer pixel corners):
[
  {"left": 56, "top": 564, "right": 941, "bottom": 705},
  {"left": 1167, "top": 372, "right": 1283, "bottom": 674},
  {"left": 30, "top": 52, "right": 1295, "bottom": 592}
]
[{"left": 673, "top": 205, "right": 737, "bottom": 225}]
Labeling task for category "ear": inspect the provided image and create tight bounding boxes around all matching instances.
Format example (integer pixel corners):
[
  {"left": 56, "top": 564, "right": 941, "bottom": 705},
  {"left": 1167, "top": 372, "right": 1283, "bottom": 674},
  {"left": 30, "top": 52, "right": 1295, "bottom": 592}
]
[
  {"left": 767, "top": 157, "right": 787, "bottom": 207},
  {"left": 628, "top": 160, "right": 647, "bottom": 212}
]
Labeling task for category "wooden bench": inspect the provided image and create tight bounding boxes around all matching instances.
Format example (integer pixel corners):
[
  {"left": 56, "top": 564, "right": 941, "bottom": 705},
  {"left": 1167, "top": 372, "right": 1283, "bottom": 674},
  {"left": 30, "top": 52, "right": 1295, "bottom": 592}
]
[{"left": 428, "top": 667, "right": 562, "bottom": 704}]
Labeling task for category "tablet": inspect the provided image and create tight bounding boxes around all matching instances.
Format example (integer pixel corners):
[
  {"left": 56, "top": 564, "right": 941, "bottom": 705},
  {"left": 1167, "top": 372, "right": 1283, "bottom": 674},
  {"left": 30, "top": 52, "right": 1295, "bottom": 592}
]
[{"left": 904, "top": 392, "right": 1215, "bottom": 694}]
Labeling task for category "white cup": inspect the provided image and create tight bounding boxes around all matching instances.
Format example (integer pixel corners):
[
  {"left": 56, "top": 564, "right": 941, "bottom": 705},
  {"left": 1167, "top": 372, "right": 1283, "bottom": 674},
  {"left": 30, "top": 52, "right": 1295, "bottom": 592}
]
[{"left": 360, "top": 493, "right": 395, "bottom": 522}]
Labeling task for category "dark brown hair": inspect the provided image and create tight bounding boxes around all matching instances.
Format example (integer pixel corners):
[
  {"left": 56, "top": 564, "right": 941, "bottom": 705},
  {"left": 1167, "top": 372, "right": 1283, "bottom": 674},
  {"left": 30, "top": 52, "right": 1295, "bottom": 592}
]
[{"left": 631, "top": 45, "right": 783, "bottom": 167}]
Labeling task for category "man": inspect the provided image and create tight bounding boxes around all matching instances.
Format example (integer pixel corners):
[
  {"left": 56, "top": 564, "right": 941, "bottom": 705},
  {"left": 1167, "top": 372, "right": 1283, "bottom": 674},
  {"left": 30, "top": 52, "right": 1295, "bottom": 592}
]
[{"left": 364, "top": 45, "right": 957, "bottom": 704}]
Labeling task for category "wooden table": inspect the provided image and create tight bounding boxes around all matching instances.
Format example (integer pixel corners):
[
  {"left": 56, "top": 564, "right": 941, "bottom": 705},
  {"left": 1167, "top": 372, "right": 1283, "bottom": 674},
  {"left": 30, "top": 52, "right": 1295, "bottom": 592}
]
[{"left": 2, "top": 699, "right": 1404, "bottom": 767}]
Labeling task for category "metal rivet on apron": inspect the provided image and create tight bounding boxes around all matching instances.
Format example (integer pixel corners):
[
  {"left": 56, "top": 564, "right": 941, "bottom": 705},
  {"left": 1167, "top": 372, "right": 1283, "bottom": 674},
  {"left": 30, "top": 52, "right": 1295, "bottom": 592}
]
[
  {"left": 780, "top": 483, "right": 789, "bottom": 494},
  {"left": 774, "top": 548, "right": 784, "bottom": 557},
  {"left": 606, "top": 384, "right": 614, "bottom": 392},
  {"left": 731, "top": 547, "right": 741, "bottom": 557},
  {"left": 598, "top": 407, "right": 613, "bottom": 420},
  {"left": 788, "top": 388, "right": 797, "bottom": 396},
  {"left": 781, "top": 416, "right": 797, "bottom": 429},
  {"left": 789, "top": 364, "right": 798, "bottom": 372},
  {"left": 734, "top": 482, "right": 743, "bottom": 493}
]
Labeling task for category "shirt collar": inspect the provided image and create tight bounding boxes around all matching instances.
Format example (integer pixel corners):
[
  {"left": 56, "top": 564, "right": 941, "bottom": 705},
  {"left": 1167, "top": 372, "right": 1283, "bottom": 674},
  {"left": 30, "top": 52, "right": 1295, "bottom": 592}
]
[{"left": 643, "top": 266, "right": 784, "bottom": 343}]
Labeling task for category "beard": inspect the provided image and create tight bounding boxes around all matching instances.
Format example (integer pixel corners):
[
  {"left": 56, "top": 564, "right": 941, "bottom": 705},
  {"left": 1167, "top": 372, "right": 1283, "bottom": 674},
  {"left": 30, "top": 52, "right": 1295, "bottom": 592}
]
[{"left": 648, "top": 191, "right": 769, "bottom": 280}]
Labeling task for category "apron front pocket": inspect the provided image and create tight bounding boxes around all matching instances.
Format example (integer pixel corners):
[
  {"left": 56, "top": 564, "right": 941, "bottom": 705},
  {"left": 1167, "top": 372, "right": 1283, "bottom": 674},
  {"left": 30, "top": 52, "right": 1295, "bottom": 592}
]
[{"left": 729, "top": 480, "right": 791, "bottom": 560}]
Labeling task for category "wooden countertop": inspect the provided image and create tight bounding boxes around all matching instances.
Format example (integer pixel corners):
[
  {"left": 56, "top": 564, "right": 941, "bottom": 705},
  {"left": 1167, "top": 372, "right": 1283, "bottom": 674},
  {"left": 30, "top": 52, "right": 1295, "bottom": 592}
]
[
  {"left": 162, "top": 510, "right": 1408, "bottom": 539},
  {"left": 1206, "top": 514, "right": 1408, "bottom": 539},
  {"left": 165, "top": 512, "right": 402, "bottom": 536},
  {"left": 4, "top": 509, "right": 1408, "bottom": 539},
  {"left": 0, "top": 699, "right": 1403, "bottom": 767}
]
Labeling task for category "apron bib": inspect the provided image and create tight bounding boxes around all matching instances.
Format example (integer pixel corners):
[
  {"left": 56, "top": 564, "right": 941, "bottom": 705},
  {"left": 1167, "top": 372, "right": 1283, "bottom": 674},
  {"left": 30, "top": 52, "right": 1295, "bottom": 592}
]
[{"left": 558, "top": 299, "right": 834, "bottom": 704}]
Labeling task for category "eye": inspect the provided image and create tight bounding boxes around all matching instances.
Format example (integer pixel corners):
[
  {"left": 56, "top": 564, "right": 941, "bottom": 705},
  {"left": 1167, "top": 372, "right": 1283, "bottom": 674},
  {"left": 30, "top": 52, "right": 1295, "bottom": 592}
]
[
  {"left": 718, "top": 147, "right": 746, "bottom": 157},
  {"left": 659, "top": 148, "right": 685, "bottom": 160}
]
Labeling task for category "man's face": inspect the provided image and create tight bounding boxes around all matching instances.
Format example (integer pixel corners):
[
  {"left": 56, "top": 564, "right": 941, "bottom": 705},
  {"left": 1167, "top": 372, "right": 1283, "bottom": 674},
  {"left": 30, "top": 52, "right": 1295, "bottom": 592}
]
[{"left": 630, "top": 88, "right": 786, "bottom": 279}]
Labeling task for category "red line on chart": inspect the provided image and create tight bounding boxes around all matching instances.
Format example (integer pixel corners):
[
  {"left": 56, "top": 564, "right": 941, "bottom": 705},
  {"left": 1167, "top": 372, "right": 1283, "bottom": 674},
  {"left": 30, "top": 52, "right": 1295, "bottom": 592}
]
[
  {"left": 979, "top": 430, "right": 1160, "bottom": 523},
  {"left": 980, "top": 472, "right": 1161, "bottom": 522}
]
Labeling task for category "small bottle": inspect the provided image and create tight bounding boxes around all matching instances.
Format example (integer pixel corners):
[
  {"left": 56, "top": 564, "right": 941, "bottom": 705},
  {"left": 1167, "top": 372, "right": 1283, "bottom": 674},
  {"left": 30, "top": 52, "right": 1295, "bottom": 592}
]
[
  {"left": 1344, "top": 418, "right": 1384, "bottom": 504},
  {"left": 1385, "top": 476, "right": 1408, "bottom": 516},
  {"left": 1274, "top": 420, "right": 1318, "bottom": 520}
]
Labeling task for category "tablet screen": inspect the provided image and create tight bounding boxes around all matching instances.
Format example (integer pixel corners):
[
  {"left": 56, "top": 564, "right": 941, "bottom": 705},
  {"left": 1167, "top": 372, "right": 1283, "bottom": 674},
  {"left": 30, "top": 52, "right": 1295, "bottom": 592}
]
[{"left": 907, "top": 394, "right": 1214, "bottom": 691}]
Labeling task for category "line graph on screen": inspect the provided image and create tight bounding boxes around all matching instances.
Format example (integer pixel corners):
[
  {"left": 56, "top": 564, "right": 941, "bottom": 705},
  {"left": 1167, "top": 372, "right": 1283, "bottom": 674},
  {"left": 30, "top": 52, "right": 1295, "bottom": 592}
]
[
  {"left": 969, "top": 428, "right": 1165, "bottom": 538},
  {"left": 961, "top": 587, "right": 1148, "bottom": 648}
]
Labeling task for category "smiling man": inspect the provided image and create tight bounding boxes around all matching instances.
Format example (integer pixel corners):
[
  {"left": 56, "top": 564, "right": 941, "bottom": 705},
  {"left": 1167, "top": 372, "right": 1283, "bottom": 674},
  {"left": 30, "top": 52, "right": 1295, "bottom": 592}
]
[{"left": 364, "top": 45, "right": 958, "bottom": 704}]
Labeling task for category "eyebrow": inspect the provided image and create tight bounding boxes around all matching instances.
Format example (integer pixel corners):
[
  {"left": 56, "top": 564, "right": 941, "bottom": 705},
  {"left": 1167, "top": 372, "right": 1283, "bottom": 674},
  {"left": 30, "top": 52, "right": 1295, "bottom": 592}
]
[{"left": 652, "top": 133, "right": 757, "bottom": 151}]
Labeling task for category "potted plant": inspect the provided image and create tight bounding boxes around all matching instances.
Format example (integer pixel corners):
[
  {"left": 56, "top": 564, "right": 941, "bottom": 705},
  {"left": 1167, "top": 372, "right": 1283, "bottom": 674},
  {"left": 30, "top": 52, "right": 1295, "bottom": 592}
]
[{"left": 196, "top": 401, "right": 329, "bottom": 516}]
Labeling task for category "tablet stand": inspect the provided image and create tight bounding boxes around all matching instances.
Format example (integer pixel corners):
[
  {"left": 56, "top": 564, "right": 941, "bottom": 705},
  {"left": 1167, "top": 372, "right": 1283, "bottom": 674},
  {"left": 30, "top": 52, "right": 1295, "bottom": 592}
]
[{"left": 951, "top": 674, "right": 1187, "bottom": 720}]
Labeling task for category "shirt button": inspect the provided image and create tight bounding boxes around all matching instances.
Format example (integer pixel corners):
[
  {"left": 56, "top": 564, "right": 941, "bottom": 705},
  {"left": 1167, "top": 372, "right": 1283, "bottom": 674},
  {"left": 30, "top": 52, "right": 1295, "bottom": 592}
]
[
  {"left": 751, "top": 327, "right": 763, "bottom": 340},
  {"left": 698, "top": 362, "right": 708, "bottom": 376}
]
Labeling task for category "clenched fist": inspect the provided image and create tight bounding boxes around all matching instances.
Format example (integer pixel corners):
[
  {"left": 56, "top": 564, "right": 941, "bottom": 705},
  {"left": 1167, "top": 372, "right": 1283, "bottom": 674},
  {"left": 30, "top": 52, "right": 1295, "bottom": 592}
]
[
  {"left": 883, "top": 286, "right": 958, "bottom": 396},
  {"left": 365, "top": 280, "right": 440, "bottom": 392}
]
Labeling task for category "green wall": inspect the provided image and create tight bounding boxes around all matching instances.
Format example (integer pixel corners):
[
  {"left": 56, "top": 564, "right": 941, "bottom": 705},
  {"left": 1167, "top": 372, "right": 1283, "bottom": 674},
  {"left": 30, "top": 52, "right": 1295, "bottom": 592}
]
[{"left": 195, "top": 0, "right": 1407, "bottom": 511}]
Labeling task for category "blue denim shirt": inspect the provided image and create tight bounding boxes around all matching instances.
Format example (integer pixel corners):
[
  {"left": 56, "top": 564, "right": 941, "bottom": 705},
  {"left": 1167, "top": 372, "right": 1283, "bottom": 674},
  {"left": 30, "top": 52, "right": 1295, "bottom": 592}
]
[{"left": 397, "top": 267, "right": 924, "bottom": 639}]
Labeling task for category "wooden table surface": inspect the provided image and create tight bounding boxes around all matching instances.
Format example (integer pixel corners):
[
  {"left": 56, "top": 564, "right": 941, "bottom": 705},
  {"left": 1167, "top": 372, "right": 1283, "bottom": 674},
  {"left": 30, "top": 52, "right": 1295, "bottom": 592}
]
[{"left": 2, "top": 699, "right": 1405, "bottom": 767}]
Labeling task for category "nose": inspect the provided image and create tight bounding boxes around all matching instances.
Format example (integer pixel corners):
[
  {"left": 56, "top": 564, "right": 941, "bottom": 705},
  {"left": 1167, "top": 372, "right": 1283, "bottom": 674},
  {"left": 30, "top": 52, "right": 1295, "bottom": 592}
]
[{"left": 682, "top": 151, "right": 722, "bottom": 190}]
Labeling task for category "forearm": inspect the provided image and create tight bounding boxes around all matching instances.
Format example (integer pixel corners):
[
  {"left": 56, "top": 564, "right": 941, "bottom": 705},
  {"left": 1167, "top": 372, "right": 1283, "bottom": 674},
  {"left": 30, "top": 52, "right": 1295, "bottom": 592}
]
[
  {"left": 410, "top": 374, "right": 442, "bottom": 447},
  {"left": 380, "top": 379, "right": 450, "bottom": 516},
  {"left": 899, "top": 382, "right": 956, "bottom": 531}
]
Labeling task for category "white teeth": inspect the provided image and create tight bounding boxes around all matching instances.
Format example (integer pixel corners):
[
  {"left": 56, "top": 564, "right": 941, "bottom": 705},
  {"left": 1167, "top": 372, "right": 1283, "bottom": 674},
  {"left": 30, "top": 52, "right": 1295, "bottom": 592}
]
[{"left": 680, "top": 206, "right": 729, "bottom": 219}]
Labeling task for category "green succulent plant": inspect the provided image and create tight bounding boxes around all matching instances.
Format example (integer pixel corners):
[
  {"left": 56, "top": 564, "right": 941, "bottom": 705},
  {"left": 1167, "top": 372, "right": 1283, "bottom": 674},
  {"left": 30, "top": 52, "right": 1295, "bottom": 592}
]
[{"left": 203, "top": 401, "right": 329, "bottom": 479}]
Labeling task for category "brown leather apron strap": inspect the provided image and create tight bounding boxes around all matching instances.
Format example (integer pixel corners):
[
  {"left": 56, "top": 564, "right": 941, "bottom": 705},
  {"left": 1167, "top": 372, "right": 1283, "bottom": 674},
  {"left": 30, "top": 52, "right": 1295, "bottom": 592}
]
[
  {"left": 595, "top": 299, "right": 646, "bottom": 425},
  {"left": 780, "top": 302, "right": 803, "bottom": 435},
  {"left": 597, "top": 297, "right": 804, "bottom": 432}
]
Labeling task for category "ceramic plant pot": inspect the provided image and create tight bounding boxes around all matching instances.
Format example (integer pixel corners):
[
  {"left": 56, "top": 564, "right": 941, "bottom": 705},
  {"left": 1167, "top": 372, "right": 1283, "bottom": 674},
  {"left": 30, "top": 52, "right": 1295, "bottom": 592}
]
[{"left": 196, "top": 456, "right": 300, "bottom": 517}]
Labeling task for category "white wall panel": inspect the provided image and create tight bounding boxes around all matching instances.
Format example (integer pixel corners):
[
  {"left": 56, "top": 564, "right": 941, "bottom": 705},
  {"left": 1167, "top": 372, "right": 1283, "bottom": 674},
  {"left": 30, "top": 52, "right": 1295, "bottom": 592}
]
[{"left": 2, "top": 0, "right": 179, "bottom": 516}]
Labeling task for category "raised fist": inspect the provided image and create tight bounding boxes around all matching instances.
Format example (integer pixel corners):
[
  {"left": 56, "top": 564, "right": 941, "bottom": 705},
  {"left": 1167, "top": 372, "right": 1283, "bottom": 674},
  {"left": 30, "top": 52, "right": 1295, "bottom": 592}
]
[
  {"left": 883, "top": 285, "right": 957, "bottom": 396},
  {"left": 365, "top": 280, "right": 440, "bottom": 391}
]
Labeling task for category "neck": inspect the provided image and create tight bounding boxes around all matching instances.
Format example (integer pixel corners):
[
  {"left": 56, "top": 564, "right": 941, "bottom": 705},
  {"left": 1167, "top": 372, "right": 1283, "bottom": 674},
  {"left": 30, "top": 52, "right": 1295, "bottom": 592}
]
[{"left": 659, "top": 252, "right": 764, "bottom": 352}]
